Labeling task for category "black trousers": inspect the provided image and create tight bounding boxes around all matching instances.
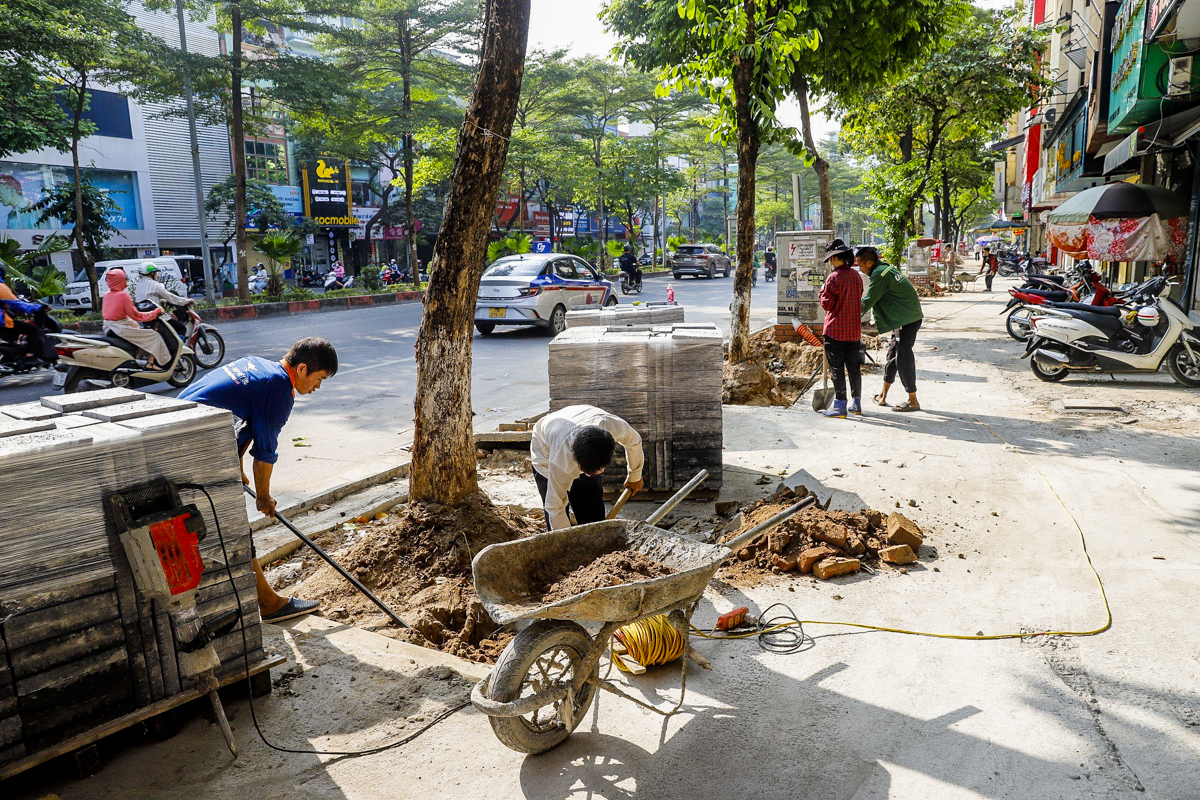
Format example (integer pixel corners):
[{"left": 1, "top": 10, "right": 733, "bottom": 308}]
[
  {"left": 533, "top": 469, "right": 605, "bottom": 529},
  {"left": 823, "top": 336, "right": 861, "bottom": 402},
  {"left": 884, "top": 320, "right": 921, "bottom": 394},
  {"left": 0, "top": 320, "right": 45, "bottom": 360},
  {"left": 984, "top": 271, "right": 995, "bottom": 291}
]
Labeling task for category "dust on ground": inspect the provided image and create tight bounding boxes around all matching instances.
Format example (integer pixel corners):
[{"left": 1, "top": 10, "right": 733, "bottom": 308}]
[
  {"left": 717, "top": 486, "right": 929, "bottom": 587},
  {"left": 533, "top": 550, "right": 673, "bottom": 604},
  {"left": 281, "top": 479, "right": 544, "bottom": 664},
  {"left": 724, "top": 327, "right": 883, "bottom": 407}
]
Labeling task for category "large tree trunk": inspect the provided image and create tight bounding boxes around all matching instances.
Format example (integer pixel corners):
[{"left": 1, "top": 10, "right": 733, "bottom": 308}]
[
  {"left": 791, "top": 73, "right": 832, "bottom": 231},
  {"left": 401, "top": 18, "right": 419, "bottom": 277},
  {"left": 231, "top": 3, "right": 249, "bottom": 302},
  {"left": 728, "top": 0, "right": 760, "bottom": 365},
  {"left": 69, "top": 81, "right": 99, "bottom": 309},
  {"left": 409, "top": 0, "right": 530, "bottom": 506}
]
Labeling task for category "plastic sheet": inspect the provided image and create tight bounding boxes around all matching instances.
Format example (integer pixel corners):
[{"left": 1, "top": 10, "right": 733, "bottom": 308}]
[
  {"left": 566, "top": 302, "right": 685, "bottom": 328},
  {"left": 549, "top": 323, "right": 723, "bottom": 491}
]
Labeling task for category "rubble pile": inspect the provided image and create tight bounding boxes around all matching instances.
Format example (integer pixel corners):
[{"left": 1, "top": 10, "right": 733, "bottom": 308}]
[
  {"left": 718, "top": 487, "right": 928, "bottom": 587},
  {"left": 533, "top": 550, "right": 673, "bottom": 604},
  {"left": 723, "top": 328, "right": 883, "bottom": 407},
  {"left": 294, "top": 494, "right": 544, "bottom": 663}
]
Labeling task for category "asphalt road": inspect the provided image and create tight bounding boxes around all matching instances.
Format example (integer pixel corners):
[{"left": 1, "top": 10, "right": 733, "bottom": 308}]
[{"left": 0, "top": 274, "right": 779, "bottom": 495}]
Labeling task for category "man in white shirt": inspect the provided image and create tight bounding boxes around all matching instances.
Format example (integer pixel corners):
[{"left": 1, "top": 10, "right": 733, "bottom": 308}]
[
  {"left": 134, "top": 263, "right": 192, "bottom": 307},
  {"left": 530, "top": 405, "right": 645, "bottom": 530}
]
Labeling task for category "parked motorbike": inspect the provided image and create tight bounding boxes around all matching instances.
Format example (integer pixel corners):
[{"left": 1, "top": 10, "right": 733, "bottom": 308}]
[
  {"left": 0, "top": 305, "right": 60, "bottom": 377},
  {"left": 49, "top": 307, "right": 198, "bottom": 393},
  {"left": 1023, "top": 275, "right": 1200, "bottom": 387},
  {"left": 619, "top": 270, "right": 643, "bottom": 295},
  {"left": 1003, "top": 263, "right": 1105, "bottom": 341},
  {"left": 166, "top": 303, "right": 225, "bottom": 369}
]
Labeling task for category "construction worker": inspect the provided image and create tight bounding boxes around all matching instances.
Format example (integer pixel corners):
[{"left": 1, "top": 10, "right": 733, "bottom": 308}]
[
  {"left": 530, "top": 405, "right": 645, "bottom": 530},
  {"left": 179, "top": 337, "right": 338, "bottom": 622}
]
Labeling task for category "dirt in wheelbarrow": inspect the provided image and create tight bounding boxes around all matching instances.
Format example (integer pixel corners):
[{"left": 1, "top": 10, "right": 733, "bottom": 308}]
[
  {"left": 716, "top": 487, "right": 930, "bottom": 587},
  {"left": 723, "top": 327, "right": 883, "bottom": 407},
  {"left": 289, "top": 492, "right": 545, "bottom": 664},
  {"left": 532, "top": 550, "right": 674, "bottom": 604}
]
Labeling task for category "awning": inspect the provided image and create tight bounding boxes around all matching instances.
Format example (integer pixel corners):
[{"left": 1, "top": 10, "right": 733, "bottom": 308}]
[
  {"left": 1104, "top": 105, "right": 1200, "bottom": 173},
  {"left": 1104, "top": 130, "right": 1141, "bottom": 175},
  {"left": 989, "top": 134, "right": 1025, "bottom": 151}
]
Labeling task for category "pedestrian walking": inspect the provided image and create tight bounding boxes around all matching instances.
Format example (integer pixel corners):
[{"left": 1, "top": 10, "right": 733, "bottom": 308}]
[
  {"left": 855, "top": 246, "right": 924, "bottom": 412},
  {"left": 818, "top": 238, "right": 863, "bottom": 418}
]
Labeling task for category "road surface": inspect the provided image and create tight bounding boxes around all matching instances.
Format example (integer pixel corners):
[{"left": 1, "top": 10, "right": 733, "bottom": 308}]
[{"left": 1, "top": 274, "right": 779, "bottom": 496}]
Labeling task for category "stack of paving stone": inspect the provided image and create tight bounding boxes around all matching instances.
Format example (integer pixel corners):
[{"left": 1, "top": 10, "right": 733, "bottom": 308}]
[
  {"left": 549, "top": 323, "right": 723, "bottom": 492},
  {"left": 0, "top": 389, "right": 263, "bottom": 767},
  {"left": 566, "top": 302, "right": 684, "bottom": 328}
]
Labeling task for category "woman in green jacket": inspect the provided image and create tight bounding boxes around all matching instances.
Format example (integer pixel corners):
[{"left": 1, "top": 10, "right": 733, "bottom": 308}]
[{"left": 855, "top": 247, "right": 924, "bottom": 412}]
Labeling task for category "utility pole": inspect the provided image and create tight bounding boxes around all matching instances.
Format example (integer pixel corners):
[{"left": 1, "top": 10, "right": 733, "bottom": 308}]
[{"left": 176, "top": 0, "right": 216, "bottom": 303}]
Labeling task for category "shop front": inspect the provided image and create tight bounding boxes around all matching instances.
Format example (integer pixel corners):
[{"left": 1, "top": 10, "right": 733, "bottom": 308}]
[{"left": 302, "top": 157, "right": 356, "bottom": 272}]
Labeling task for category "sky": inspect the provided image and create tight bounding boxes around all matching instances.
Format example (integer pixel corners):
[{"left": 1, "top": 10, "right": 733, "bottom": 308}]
[{"left": 527, "top": 0, "right": 838, "bottom": 143}]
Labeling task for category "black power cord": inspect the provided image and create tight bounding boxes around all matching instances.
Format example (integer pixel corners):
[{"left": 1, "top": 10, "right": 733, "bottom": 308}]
[{"left": 179, "top": 482, "right": 469, "bottom": 758}]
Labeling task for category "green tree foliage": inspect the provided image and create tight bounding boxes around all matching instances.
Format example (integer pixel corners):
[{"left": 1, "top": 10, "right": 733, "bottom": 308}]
[
  {"left": 255, "top": 228, "right": 303, "bottom": 298},
  {"left": 841, "top": 6, "right": 1045, "bottom": 260},
  {"left": 0, "top": 235, "right": 72, "bottom": 300},
  {"left": 486, "top": 233, "right": 531, "bottom": 263},
  {"left": 32, "top": 179, "right": 119, "bottom": 286},
  {"left": 0, "top": 1, "right": 72, "bottom": 157},
  {"left": 205, "top": 174, "right": 314, "bottom": 253}
]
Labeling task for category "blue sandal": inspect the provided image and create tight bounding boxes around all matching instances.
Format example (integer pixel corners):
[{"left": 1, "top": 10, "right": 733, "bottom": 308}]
[{"left": 262, "top": 597, "right": 321, "bottom": 623}]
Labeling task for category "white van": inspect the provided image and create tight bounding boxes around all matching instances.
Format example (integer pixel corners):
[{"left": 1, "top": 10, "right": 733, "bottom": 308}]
[{"left": 63, "top": 256, "right": 198, "bottom": 310}]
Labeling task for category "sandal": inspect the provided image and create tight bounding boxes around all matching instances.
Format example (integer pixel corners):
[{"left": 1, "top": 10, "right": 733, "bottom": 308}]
[
  {"left": 262, "top": 597, "right": 321, "bottom": 623},
  {"left": 892, "top": 401, "right": 921, "bottom": 413},
  {"left": 873, "top": 393, "right": 889, "bottom": 407}
]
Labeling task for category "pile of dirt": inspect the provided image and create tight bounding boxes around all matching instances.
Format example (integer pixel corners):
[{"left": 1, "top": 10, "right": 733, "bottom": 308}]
[
  {"left": 723, "top": 327, "right": 883, "bottom": 406},
  {"left": 718, "top": 487, "right": 928, "bottom": 587},
  {"left": 294, "top": 493, "right": 544, "bottom": 663},
  {"left": 916, "top": 283, "right": 945, "bottom": 298},
  {"left": 532, "top": 550, "right": 673, "bottom": 604}
]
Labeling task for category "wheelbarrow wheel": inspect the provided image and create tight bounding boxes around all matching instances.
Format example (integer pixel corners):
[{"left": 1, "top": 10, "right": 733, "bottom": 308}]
[{"left": 487, "top": 619, "right": 598, "bottom": 754}]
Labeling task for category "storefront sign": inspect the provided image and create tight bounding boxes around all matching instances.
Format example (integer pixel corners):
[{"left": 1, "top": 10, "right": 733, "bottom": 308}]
[
  {"left": 269, "top": 184, "right": 304, "bottom": 216},
  {"left": 0, "top": 161, "right": 143, "bottom": 230},
  {"left": 351, "top": 207, "right": 383, "bottom": 240},
  {"left": 301, "top": 157, "right": 354, "bottom": 226}
]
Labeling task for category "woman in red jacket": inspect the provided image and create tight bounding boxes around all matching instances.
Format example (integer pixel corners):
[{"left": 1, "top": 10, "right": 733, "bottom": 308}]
[{"left": 818, "top": 239, "right": 864, "bottom": 417}]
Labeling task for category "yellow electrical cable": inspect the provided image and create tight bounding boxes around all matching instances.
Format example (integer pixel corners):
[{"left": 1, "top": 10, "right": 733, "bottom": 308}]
[
  {"left": 691, "top": 382, "right": 1113, "bottom": 643},
  {"left": 613, "top": 615, "right": 688, "bottom": 671}
]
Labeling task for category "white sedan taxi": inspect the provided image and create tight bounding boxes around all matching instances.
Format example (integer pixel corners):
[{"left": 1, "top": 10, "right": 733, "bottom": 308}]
[{"left": 475, "top": 253, "right": 617, "bottom": 336}]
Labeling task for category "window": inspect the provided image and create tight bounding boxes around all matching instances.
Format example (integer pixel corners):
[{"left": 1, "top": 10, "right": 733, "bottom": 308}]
[
  {"left": 351, "top": 180, "right": 375, "bottom": 207},
  {"left": 243, "top": 140, "right": 288, "bottom": 184},
  {"left": 484, "top": 258, "right": 545, "bottom": 277},
  {"left": 573, "top": 259, "right": 599, "bottom": 280},
  {"left": 58, "top": 89, "right": 132, "bottom": 139},
  {"left": 553, "top": 260, "right": 579, "bottom": 279}
]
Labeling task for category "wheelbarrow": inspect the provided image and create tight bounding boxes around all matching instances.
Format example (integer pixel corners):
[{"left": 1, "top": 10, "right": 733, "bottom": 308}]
[{"left": 470, "top": 471, "right": 815, "bottom": 754}]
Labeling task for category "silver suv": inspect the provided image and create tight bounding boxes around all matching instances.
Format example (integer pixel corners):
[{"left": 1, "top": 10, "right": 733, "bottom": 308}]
[{"left": 671, "top": 243, "right": 731, "bottom": 279}]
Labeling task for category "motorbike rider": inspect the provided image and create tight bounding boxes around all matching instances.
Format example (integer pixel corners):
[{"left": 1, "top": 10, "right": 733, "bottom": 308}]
[
  {"left": 0, "top": 266, "right": 52, "bottom": 364},
  {"left": 135, "top": 263, "right": 192, "bottom": 307},
  {"left": 618, "top": 245, "right": 641, "bottom": 287},
  {"left": 764, "top": 246, "right": 777, "bottom": 280},
  {"left": 101, "top": 268, "right": 170, "bottom": 369}
]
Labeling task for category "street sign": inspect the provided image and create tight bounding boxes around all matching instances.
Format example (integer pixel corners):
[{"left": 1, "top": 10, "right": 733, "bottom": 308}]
[{"left": 533, "top": 240, "right": 552, "bottom": 253}]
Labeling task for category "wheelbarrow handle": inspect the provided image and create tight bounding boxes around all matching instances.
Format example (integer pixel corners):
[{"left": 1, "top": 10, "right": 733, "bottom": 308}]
[
  {"left": 722, "top": 495, "right": 817, "bottom": 554},
  {"left": 646, "top": 469, "right": 709, "bottom": 526},
  {"left": 606, "top": 488, "right": 633, "bottom": 520}
]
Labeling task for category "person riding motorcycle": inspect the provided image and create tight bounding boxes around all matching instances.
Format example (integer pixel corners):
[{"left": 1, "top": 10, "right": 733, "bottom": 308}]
[
  {"left": 764, "top": 246, "right": 778, "bottom": 280},
  {"left": 135, "top": 263, "right": 192, "bottom": 307},
  {"left": 618, "top": 245, "right": 642, "bottom": 287},
  {"left": 101, "top": 268, "right": 171, "bottom": 369},
  {"left": 0, "top": 266, "right": 53, "bottom": 364}
]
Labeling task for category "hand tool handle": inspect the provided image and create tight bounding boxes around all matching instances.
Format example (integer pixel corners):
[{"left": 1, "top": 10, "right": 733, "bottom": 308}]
[
  {"left": 244, "top": 486, "right": 408, "bottom": 628},
  {"left": 722, "top": 495, "right": 817, "bottom": 555},
  {"left": 646, "top": 469, "right": 709, "bottom": 526},
  {"left": 606, "top": 488, "right": 633, "bottom": 520}
]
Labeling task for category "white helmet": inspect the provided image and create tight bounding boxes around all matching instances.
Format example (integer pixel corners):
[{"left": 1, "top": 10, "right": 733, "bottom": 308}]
[{"left": 1136, "top": 305, "right": 1161, "bottom": 327}]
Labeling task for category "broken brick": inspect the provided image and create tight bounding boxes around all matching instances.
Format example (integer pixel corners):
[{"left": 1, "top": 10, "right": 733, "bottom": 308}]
[
  {"left": 770, "top": 554, "right": 797, "bottom": 572},
  {"left": 879, "top": 544, "right": 917, "bottom": 565},
  {"left": 813, "top": 524, "right": 849, "bottom": 549},
  {"left": 798, "top": 546, "right": 839, "bottom": 573},
  {"left": 767, "top": 530, "right": 791, "bottom": 554},
  {"left": 865, "top": 537, "right": 882, "bottom": 554},
  {"left": 737, "top": 548, "right": 755, "bottom": 561},
  {"left": 846, "top": 535, "right": 866, "bottom": 556},
  {"left": 864, "top": 510, "right": 885, "bottom": 528},
  {"left": 814, "top": 557, "right": 861, "bottom": 579},
  {"left": 886, "top": 512, "right": 924, "bottom": 550}
]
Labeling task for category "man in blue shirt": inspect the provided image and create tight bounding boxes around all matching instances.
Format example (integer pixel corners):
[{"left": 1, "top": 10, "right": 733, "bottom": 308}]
[{"left": 180, "top": 337, "right": 338, "bottom": 622}]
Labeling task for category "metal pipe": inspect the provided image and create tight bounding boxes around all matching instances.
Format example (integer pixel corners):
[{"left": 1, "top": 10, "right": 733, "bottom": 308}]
[
  {"left": 722, "top": 496, "right": 816, "bottom": 554},
  {"left": 645, "top": 469, "right": 709, "bottom": 526},
  {"left": 244, "top": 486, "right": 408, "bottom": 628},
  {"left": 471, "top": 676, "right": 568, "bottom": 718}
]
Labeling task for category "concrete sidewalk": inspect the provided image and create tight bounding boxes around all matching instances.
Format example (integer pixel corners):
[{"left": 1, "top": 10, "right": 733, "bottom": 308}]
[{"left": 13, "top": 283, "right": 1199, "bottom": 799}]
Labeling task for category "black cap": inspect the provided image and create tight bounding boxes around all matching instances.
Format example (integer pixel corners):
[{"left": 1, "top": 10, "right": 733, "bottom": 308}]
[{"left": 823, "top": 238, "right": 854, "bottom": 263}]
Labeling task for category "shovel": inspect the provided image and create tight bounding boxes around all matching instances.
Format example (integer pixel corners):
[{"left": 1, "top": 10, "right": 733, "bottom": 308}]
[{"left": 811, "top": 353, "right": 834, "bottom": 412}]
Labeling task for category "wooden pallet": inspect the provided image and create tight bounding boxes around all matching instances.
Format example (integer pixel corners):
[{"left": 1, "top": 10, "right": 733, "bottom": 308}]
[{"left": 0, "top": 653, "right": 284, "bottom": 782}]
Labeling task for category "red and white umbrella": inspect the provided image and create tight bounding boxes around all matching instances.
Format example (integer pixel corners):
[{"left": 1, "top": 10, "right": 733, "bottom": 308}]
[{"left": 1045, "top": 183, "right": 1188, "bottom": 262}]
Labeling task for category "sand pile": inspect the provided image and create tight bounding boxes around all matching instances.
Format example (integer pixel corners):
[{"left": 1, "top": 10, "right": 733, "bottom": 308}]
[
  {"left": 916, "top": 284, "right": 945, "bottom": 298},
  {"left": 294, "top": 494, "right": 544, "bottom": 663},
  {"left": 723, "top": 328, "right": 883, "bottom": 406},
  {"left": 718, "top": 487, "right": 929, "bottom": 587},
  {"left": 533, "top": 550, "right": 673, "bottom": 604}
]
